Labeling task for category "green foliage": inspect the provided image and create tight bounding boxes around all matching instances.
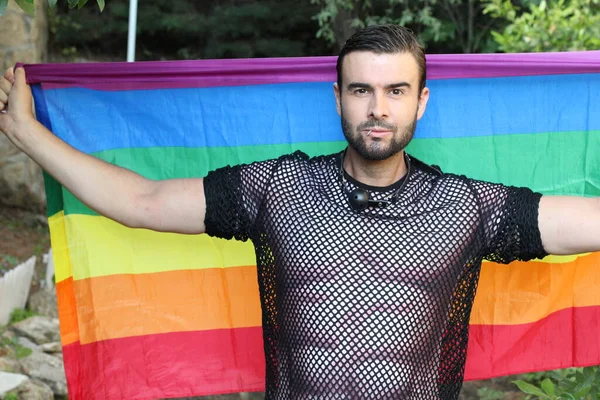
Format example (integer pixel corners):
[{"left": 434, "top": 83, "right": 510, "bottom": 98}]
[
  {"left": 311, "top": 0, "right": 502, "bottom": 53},
  {"left": 1, "top": 254, "right": 20, "bottom": 267},
  {"left": 0, "top": 254, "right": 20, "bottom": 276},
  {"left": 0, "top": 335, "right": 33, "bottom": 360},
  {"left": 0, "top": 310, "right": 36, "bottom": 363},
  {"left": 514, "top": 366, "right": 600, "bottom": 399},
  {"left": 3, "top": 392, "right": 19, "bottom": 400},
  {"left": 49, "top": 0, "right": 333, "bottom": 61},
  {"left": 0, "top": 0, "right": 9, "bottom": 15},
  {"left": 9, "top": 308, "right": 37, "bottom": 324},
  {"left": 14, "top": 0, "right": 34, "bottom": 16},
  {"left": 0, "top": 0, "right": 103, "bottom": 16},
  {"left": 15, "top": 343, "right": 33, "bottom": 359},
  {"left": 476, "top": 386, "right": 505, "bottom": 399},
  {"left": 483, "top": 0, "right": 600, "bottom": 52}
]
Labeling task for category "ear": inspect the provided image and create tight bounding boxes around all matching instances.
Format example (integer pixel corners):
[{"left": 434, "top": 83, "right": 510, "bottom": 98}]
[
  {"left": 333, "top": 83, "right": 342, "bottom": 116},
  {"left": 416, "top": 87, "right": 430, "bottom": 120}
]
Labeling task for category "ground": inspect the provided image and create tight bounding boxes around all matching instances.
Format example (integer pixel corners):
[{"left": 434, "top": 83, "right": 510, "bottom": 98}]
[
  {"left": 0, "top": 203, "right": 527, "bottom": 399},
  {"left": 0, "top": 203, "right": 50, "bottom": 294}
]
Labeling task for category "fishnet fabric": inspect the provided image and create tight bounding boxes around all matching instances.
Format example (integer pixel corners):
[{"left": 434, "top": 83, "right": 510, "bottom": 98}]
[{"left": 204, "top": 151, "right": 547, "bottom": 399}]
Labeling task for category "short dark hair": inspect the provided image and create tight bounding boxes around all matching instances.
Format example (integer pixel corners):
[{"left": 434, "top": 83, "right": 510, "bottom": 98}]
[{"left": 336, "top": 25, "right": 427, "bottom": 94}]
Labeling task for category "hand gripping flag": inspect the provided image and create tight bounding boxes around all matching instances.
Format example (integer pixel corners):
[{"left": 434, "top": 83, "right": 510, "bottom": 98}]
[{"left": 23, "top": 51, "right": 600, "bottom": 399}]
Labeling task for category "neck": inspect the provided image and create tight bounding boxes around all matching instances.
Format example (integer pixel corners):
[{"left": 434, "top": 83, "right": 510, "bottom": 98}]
[{"left": 343, "top": 147, "right": 408, "bottom": 187}]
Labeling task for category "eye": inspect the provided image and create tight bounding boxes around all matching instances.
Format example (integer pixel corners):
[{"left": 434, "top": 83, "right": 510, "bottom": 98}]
[
  {"left": 354, "top": 88, "right": 369, "bottom": 95},
  {"left": 391, "top": 88, "right": 403, "bottom": 95}
]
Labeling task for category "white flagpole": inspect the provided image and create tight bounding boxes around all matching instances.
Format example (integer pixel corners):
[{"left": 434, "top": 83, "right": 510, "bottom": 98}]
[{"left": 126, "top": 0, "right": 139, "bottom": 62}]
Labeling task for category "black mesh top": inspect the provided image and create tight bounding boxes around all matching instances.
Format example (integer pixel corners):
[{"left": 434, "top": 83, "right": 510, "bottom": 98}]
[{"left": 203, "top": 150, "right": 547, "bottom": 399}]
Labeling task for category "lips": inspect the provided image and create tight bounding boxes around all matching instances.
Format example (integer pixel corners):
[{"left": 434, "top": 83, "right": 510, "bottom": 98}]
[{"left": 365, "top": 129, "right": 392, "bottom": 138}]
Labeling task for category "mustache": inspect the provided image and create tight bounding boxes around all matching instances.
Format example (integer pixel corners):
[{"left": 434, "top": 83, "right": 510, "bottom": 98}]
[{"left": 356, "top": 121, "right": 397, "bottom": 131}]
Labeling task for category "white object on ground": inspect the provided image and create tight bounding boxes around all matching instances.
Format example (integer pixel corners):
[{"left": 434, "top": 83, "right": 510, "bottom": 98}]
[
  {"left": 0, "top": 256, "right": 36, "bottom": 325},
  {"left": 0, "top": 371, "right": 29, "bottom": 395},
  {"left": 43, "top": 249, "right": 54, "bottom": 292}
]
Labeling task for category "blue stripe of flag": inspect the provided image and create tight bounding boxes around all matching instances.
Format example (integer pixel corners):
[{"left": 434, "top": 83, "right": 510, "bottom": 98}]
[{"left": 36, "top": 73, "right": 600, "bottom": 154}]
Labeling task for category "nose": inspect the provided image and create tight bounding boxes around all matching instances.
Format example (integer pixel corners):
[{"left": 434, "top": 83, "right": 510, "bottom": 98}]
[{"left": 368, "top": 92, "right": 389, "bottom": 120}]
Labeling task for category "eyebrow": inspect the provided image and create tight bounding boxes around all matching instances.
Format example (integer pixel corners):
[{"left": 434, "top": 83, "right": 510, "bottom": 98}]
[{"left": 346, "top": 82, "right": 412, "bottom": 91}]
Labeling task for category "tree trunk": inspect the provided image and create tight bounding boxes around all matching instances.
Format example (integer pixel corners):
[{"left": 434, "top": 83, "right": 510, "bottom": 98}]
[{"left": 332, "top": 7, "right": 357, "bottom": 53}]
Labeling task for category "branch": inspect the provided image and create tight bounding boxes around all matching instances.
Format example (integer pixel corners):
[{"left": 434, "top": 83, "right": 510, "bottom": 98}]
[
  {"left": 472, "top": 17, "right": 498, "bottom": 52},
  {"left": 467, "top": 0, "right": 474, "bottom": 53}
]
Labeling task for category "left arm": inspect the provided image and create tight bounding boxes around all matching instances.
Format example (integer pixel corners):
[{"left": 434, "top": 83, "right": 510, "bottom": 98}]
[{"left": 538, "top": 195, "right": 600, "bottom": 255}]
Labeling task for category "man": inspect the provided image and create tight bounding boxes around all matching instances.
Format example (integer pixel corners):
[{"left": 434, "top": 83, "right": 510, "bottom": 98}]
[{"left": 0, "top": 25, "right": 598, "bottom": 399}]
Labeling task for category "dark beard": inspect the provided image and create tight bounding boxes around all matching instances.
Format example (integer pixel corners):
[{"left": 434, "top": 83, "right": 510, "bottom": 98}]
[{"left": 341, "top": 112, "right": 417, "bottom": 161}]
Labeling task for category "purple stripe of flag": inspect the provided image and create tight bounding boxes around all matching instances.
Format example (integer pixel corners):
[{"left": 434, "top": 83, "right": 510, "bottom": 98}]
[{"left": 21, "top": 51, "right": 600, "bottom": 91}]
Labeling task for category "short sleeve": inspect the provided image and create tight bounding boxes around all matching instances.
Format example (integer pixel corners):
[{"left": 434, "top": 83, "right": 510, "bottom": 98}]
[
  {"left": 469, "top": 180, "right": 548, "bottom": 263},
  {"left": 203, "top": 159, "right": 278, "bottom": 241}
]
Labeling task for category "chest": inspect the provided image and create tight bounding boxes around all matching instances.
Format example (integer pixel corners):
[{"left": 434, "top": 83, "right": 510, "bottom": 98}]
[{"left": 262, "top": 187, "right": 482, "bottom": 290}]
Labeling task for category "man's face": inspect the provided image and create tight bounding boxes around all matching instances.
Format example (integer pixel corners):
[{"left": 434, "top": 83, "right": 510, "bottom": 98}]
[{"left": 334, "top": 51, "right": 429, "bottom": 161}]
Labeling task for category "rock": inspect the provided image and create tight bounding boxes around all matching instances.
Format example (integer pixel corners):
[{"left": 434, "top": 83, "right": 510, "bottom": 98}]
[
  {"left": 19, "top": 350, "right": 67, "bottom": 396},
  {"left": 23, "top": 212, "right": 48, "bottom": 228},
  {"left": 0, "top": 0, "right": 48, "bottom": 212},
  {"left": 0, "top": 144, "right": 46, "bottom": 212},
  {"left": 0, "top": 9, "right": 28, "bottom": 47},
  {"left": 39, "top": 342, "right": 61, "bottom": 354},
  {"left": 11, "top": 378, "right": 54, "bottom": 400},
  {"left": 0, "top": 356, "right": 23, "bottom": 373},
  {"left": 11, "top": 316, "right": 60, "bottom": 345},
  {"left": 1, "top": 330, "right": 16, "bottom": 341},
  {"left": 27, "top": 290, "right": 58, "bottom": 319},
  {"left": 17, "top": 336, "right": 40, "bottom": 352},
  {"left": 0, "top": 371, "right": 29, "bottom": 396}
]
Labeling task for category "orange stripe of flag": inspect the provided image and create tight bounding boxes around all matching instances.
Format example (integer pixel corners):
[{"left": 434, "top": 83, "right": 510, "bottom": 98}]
[
  {"left": 56, "top": 278, "right": 80, "bottom": 345},
  {"left": 57, "top": 254, "right": 600, "bottom": 345},
  {"left": 57, "top": 266, "right": 261, "bottom": 345},
  {"left": 471, "top": 252, "right": 600, "bottom": 325}
]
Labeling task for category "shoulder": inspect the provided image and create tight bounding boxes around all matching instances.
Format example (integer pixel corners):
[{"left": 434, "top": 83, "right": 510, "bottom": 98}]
[
  {"left": 408, "top": 154, "right": 471, "bottom": 190},
  {"left": 272, "top": 150, "right": 340, "bottom": 175},
  {"left": 406, "top": 154, "right": 483, "bottom": 206},
  {"left": 277, "top": 150, "right": 339, "bottom": 166}
]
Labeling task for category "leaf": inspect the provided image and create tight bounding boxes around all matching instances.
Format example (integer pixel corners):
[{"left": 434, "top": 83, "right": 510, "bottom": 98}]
[
  {"left": 582, "top": 366, "right": 596, "bottom": 385},
  {"left": 77, "top": 0, "right": 88, "bottom": 9},
  {"left": 14, "top": 0, "right": 35, "bottom": 16},
  {"left": 513, "top": 380, "right": 551, "bottom": 398},
  {"left": 96, "top": 0, "right": 104, "bottom": 11},
  {"left": 47, "top": 0, "right": 57, "bottom": 8},
  {"left": 572, "top": 386, "right": 592, "bottom": 398},
  {"left": 15, "top": 345, "right": 32, "bottom": 359},
  {"left": 558, "top": 394, "right": 576, "bottom": 400},
  {"left": 67, "top": 0, "right": 78, "bottom": 8},
  {"left": 541, "top": 378, "right": 555, "bottom": 396},
  {"left": 0, "top": 0, "right": 8, "bottom": 16}
]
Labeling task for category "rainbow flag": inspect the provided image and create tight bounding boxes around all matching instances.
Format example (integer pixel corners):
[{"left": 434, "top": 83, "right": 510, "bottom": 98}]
[{"left": 25, "top": 52, "right": 600, "bottom": 399}]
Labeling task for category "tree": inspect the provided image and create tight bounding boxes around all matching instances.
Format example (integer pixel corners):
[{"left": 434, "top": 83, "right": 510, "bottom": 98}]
[
  {"left": 311, "top": 0, "right": 503, "bottom": 53},
  {"left": 49, "top": 0, "right": 333, "bottom": 61},
  {"left": 0, "top": 0, "right": 104, "bottom": 17},
  {"left": 483, "top": 0, "right": 600, "bottom": 52}
]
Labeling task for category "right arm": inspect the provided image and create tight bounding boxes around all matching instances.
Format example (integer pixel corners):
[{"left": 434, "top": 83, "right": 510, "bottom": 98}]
[{"left": 0, "top": 67, "right": 206, "bottom": 234}]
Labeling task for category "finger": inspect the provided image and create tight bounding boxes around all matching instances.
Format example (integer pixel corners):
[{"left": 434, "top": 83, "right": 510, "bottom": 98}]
[
  {"left": 4, "top": 67, "right": 15, "bottom": 84},
  {"left": 0, "top": 89, "right": 8, "bottom": 104},
  {"left": 0, "top": 112, "right": 9, "bottom": 137},
  {"left": 0, "top": 77, "right": 12, "bottom": 95},
  {"left": 13, "top": 67, "right": 27, "bottom": 87}
]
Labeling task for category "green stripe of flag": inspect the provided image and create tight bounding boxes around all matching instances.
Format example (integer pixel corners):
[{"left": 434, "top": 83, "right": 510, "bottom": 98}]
[{"left": 44, "top": 130, "right": 600, "bottom": 217}]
